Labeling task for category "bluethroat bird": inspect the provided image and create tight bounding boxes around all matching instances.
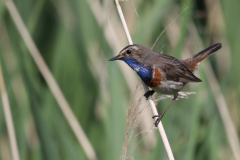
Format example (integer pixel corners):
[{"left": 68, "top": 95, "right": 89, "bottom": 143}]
[{"left": 109, "top": 43, "right": 222, "bottom": 127}]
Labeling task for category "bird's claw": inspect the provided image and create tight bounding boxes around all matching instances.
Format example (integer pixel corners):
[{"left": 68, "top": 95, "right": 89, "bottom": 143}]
[{"left": 152, "top": 114, "right": 164, "bottom": 127}]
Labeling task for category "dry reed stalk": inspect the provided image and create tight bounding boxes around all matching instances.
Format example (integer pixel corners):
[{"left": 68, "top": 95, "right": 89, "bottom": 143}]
[
  {"left": 122, "top": 81, "right": 195, "bottom": 159},
  {"left": 164, "top": 9, "right": 240, "bottom": 159},
  {"left": 0, "top": 63, "right": 20, "bottom": 160},
  {"left": 115, "top": 0, "right": 174, "bottom": 159},
  {"left": 188, "top": 24, "right": 240, "bottom": 160},
  {"left": 122, "top": 81, "right": 153, "bottom": 159},
  {"left": 202, "top": 1, "right": 240, "bottom": 159},
  {"left": 4, "top": 0, "right": 97, "bottom": 159},
  {"left": 86, "top": 0, "right": 138, "bottom": 92}
]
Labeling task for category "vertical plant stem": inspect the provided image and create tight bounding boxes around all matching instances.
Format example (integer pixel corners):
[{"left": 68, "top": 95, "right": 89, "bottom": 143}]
[
  {"left": 204, "top": 61, "right": 240, "bottom": 160},
  {"left": 115, "top": 1, "right": 174, "bottom": 160},
  {"left": 0, "top": 63, "right": 20, "bottom": 160},
  {"left": 188, "top": 23, "right": 240, "bottom": 160},
  {"left": 4, "top": 0, "right": 97, "bottom": 159}
]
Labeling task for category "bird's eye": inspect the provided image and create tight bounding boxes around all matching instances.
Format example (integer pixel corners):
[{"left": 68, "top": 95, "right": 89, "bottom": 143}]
[{"left": 126, "top": 50, "right": 131, "bottom": 54}]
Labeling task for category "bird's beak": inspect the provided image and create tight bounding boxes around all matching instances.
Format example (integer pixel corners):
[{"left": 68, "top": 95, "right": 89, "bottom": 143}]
[{"left": 109, "top": 55, "right": 122, "bottom": 61}]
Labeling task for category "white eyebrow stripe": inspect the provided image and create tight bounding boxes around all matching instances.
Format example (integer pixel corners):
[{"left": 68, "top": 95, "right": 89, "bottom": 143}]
[
  {"left": 131, "top": 46, "right": 139, "bottom": 50},
  {"left": 119, "top": 45, "right": 139, "bottom": 54}
]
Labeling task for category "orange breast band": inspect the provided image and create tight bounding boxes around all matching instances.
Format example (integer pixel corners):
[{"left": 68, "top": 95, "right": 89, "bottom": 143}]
[{"left": 145, "top": 68, "right": 162, "bottom": 87}]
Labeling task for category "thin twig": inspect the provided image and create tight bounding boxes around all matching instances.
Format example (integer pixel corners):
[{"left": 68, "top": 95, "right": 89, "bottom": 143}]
[
  {"left": 0, "top": 63, "right": 20, "bottom": 160},
  {"left": 4, "top": 1, "right": 97, "bottom": 159},
  {"left": 151, "top": 7, "right": 188, "bottom": 50},
  {"left": 115, "top": 0, "right": 174, "bottom": 160}
]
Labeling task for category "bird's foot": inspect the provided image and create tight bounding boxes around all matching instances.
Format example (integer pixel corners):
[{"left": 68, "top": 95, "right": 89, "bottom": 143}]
[
  {"left": 152, "top": 113, "right": 164, "bottom": 127},
  {"left": 144, "top": 90, "right": 155, "bottom": 100}
]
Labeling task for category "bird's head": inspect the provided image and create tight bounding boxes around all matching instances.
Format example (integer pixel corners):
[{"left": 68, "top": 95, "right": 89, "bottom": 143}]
[
  {"left": 109, "top": 44, "right": 151, "bottom": 63},
  {"left": 109, "top": 44, "right": 154, "bottom": 82}
]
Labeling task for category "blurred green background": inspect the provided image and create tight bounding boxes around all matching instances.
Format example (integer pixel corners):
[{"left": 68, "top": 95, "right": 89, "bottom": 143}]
[{"left": 0, "top": 0, "right": 239, "bottom": 159}]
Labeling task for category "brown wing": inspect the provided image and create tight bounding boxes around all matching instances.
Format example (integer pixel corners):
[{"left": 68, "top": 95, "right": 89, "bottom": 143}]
[
  {"left": 160, "top": 62, "right": 202, "bottom": 83},
  {"left": 143, "top": 53, "right": 202, "bottom": 83}
]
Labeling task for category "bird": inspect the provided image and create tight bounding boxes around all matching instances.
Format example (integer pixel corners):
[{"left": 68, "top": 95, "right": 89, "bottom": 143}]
[{"left": 109, "top": 43, "right": 222, "bottom": 127}]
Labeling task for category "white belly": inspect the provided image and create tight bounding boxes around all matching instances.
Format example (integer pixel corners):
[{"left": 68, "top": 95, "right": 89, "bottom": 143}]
[{"left": 151, "top": 81, "right": 184, "bottom": 95}]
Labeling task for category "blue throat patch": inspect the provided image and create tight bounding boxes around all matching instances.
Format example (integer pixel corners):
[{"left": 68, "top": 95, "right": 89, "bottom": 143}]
[{"left": 121, "top": 57, "right": 153, "bottom": 82}]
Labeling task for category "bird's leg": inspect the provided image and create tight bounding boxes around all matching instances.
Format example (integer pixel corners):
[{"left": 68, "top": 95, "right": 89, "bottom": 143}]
[
  {"left": 152, "top": 94, "right": 178, "bottom": 127},
  {"left": 144, "top": 90, "right": 155, "bottom": 100}
]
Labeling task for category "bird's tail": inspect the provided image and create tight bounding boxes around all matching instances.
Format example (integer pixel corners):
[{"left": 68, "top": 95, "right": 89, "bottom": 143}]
[{"left": 183, "top": 43, "right": 222, "bottom": 72}]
